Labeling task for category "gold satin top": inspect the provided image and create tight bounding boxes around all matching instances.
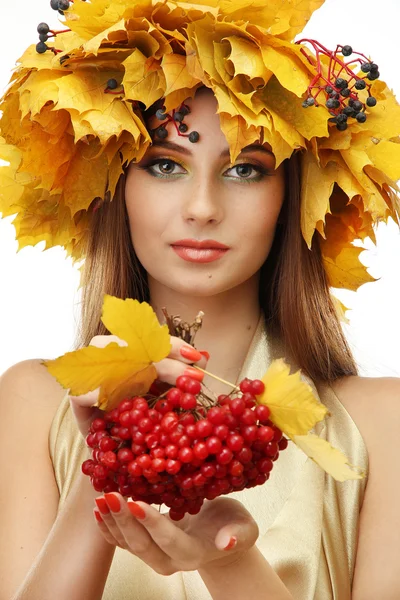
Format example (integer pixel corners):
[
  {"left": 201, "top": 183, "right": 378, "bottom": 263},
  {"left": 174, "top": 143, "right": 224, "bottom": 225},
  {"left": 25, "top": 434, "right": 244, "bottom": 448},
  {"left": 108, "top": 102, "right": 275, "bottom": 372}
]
[{"left": 49, "top": 323, "right": 368, "bottom": 600}]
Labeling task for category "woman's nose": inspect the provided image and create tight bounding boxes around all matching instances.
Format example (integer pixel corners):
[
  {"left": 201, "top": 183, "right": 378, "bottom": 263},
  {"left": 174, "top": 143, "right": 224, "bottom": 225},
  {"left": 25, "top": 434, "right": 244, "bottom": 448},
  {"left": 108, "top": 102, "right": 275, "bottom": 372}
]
[{"left": 182, "top": 179, "right": 224, "bottom": 225}]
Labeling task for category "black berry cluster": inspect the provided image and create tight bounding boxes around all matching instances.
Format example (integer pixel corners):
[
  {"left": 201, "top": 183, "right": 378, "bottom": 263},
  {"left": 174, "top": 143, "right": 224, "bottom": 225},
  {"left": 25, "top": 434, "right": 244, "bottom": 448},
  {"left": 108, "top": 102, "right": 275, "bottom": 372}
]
[
  {"left": 298, "top": 41, "right": 379, "bottom": 131},
  {"left": 50, "top": 0, "right": 71, "bottom": 13},
  {"left": 152, "top": 103, "right": 200, "bottom": 143}
]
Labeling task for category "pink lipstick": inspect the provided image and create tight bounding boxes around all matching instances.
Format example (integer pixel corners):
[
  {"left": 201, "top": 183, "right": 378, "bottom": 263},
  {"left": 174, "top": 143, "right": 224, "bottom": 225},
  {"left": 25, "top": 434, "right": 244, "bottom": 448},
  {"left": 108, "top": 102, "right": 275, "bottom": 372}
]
[{"left": 171, "top": 239, "right": 229, "bottom": 263}]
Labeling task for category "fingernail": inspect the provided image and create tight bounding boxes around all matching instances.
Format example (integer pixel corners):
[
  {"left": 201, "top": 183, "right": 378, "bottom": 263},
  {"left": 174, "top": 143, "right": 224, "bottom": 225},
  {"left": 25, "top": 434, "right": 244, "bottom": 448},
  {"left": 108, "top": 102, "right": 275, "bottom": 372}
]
[
  {"left": 94, "top": 509, "right": 103, "bottom": 523},
  {"left": 127, "top": 501, "right": 146, "bottom": 520},
  {"left": 224, "top": 536, "right": 237, "bottom": 551},
  {"left": 95, "top": 497, "right": 110, "bottom": 515},
  {"left": 199, "top": 350, "right": 210, "bottom": 361},
  {"left": 180, "top": 346, "right": 203, "bottom": 362},
  {"left": 184, "top": 367, "right": 204, "bottom": 381},
  {"left": 104, "top": 493, "right": 121, "bottom": 513}
]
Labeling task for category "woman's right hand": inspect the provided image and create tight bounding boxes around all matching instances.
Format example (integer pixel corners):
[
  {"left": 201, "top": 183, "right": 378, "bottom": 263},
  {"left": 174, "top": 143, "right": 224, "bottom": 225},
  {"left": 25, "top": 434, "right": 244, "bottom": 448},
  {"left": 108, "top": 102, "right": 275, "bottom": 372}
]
[{"left": 69, "top": 334, "right": 208, "bottom": 438}]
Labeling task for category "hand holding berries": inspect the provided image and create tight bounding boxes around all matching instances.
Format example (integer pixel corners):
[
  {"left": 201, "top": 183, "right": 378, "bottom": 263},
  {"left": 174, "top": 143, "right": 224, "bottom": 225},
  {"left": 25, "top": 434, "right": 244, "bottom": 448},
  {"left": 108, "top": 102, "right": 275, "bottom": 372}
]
[{"left": 69, "top": 333, "right": 208, "bottom": 437}]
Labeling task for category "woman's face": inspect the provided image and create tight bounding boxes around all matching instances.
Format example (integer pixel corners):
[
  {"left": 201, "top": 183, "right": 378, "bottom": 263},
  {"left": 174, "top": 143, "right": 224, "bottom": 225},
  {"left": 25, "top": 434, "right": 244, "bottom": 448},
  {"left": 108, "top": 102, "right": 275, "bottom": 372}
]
[{"left": 125, "top": 89, "right": 285, "bottom": 298}]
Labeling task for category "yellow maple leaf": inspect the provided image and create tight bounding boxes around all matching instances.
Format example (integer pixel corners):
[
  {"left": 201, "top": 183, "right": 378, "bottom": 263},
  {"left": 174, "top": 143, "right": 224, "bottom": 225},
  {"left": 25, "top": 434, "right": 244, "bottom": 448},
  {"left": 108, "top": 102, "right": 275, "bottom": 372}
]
[
  {"left": 257, "top": 359, "right": 328, "bottom": 439},
  {"left": 293, "top": 434, "right": 365, "bottom": 481},
  {"left": 44, "top": 296, "right": 171, "bottom": 411}
]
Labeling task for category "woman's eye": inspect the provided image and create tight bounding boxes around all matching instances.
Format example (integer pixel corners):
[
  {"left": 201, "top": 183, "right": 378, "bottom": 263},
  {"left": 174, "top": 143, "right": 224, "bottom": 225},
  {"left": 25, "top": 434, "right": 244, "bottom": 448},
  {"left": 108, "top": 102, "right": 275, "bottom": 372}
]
[
  {"left": 148, "top": 159, "right": 186, "bottom": 177},
  {"left": 225, "top": 163, "right": 269, "bottom": 180}
]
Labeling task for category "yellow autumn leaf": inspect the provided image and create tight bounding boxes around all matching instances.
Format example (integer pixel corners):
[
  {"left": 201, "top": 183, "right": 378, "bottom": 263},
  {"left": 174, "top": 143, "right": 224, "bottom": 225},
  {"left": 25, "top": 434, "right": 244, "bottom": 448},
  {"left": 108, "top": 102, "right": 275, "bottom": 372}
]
[
  {"left": 44, "top": 297, "right": 171, "bottom": 411},
  {"left": 293, "top": 434, "right": 365, "bottom": 481},
  {"left": 321, "top": 245, "right": 375, "bottom": 291},
  {"left": 219, "top": 113, "right": 261, "bottom": 163},
  {"left": 257, "top": 359, "right": 328, "bottom": 438}
]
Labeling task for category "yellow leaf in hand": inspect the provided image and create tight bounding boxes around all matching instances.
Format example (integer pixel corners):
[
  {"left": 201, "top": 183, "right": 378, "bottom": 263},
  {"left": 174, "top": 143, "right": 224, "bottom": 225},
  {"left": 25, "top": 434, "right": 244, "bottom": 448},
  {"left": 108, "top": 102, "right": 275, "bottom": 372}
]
[
  {"left": 257, "top": 359, "right": 328, "bottom": 438},
  {"left": 44, "top": 297, "right": 171, "bottom": 411},
  {"left": 293, "top": 434, "right": 365, "bottom": 481}
]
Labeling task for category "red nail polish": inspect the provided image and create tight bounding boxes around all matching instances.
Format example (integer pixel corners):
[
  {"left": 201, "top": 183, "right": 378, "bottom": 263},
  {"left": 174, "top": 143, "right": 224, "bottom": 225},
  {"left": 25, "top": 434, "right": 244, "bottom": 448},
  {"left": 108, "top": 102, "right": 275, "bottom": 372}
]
[
  {"left": 184, "top": 367, "right": 204, "bottom": 382},
  {"left": 95, "top": 497, "right": 110, "bottom": 515},
  {"left": 104, "top": 493, "right": 121, "bottom": 513},
  {"left": 127, "top": 501, "right": 146, "bottom": 520},
  {"left": 224, "top": 536, "right": 237, "bottom": 551},
  {"left": 180, "top": 346, "right": 203, "bottom": 362},
  {"left": 199, "top": 350, "right": 210, "bottom": 361},
  {"left": 94, "top": 509, "right": 103, "bottom": 523}
]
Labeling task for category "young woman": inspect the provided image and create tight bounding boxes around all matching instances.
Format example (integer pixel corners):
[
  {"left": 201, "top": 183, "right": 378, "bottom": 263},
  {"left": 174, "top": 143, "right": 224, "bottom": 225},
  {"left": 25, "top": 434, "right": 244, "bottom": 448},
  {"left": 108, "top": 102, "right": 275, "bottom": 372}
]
[{"left": 1, "top": 1, "right": 400, "bottom": 599}]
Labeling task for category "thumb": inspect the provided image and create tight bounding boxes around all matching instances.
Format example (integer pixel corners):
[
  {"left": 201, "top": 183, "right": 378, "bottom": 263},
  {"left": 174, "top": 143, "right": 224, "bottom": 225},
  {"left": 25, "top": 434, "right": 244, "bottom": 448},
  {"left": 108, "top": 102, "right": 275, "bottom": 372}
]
[
  {"left": 69, "top": 388, "right": 103, "bottom": 437},
  {"left": 214, "top": 520, "right": 259, "bottom": 553}
]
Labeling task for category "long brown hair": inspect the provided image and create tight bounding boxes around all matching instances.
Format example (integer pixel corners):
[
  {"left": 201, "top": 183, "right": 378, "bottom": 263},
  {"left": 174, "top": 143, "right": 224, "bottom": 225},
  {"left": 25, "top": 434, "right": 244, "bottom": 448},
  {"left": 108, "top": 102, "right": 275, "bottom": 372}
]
[{"left": 75, "top": 152, "right": 357, "bottom": 382}]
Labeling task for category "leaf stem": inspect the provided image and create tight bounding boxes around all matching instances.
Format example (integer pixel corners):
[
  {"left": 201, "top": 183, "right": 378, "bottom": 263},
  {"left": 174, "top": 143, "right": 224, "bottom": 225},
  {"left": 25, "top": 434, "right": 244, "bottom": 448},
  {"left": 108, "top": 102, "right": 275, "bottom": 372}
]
[{"left": 192, "top": 366, "right": 239, "bottom": 391}]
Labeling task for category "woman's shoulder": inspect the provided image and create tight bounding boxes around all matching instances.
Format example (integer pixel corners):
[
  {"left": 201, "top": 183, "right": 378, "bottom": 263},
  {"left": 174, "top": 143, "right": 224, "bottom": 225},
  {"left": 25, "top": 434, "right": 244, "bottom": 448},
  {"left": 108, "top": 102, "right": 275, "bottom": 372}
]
[
  {"left": 0, "top": 358, "right": 67, "bottom": 426},
  {"left": 330, "top": 374, "right": 400, "bottom": 443}
]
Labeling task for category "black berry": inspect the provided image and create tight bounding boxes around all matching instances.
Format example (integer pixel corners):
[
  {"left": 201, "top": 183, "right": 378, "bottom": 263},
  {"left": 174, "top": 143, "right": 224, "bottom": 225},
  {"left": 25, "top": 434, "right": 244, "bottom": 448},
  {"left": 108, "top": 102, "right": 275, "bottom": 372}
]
[
  {"left": 58, "top": 0, "right": 70, "bottom": 10},
  {"left": 352, "top": 100, "right": 363, "bottom": 112},
  {"left": 37, "top": 22, "right": 50, "bottom": 35},
  {"left": 180, "top": 106, "right": 190, "bottom": 116},
  {"left": 367, "top": 71, "right": 380, "bottom": 81},
  {"left": 173, "top": 111, "right": 184, "bottom": 122},
  {"left": 336, "top": 113, "right": 348, "bottom": 124},
  {"left": 50, "top": 0, "right": 59, "bottom": 9},
  {"left": 156, "top": 126, "right": 168, "bottom": 139},
  {"left": 36, "top": 41, "right": 48, "bottom": 54},
  {"left": 356, "top": 112, "right": 367, "bottom": 123},
  {"left": 336, "top": 122, "right": 348, "bottom": 131},
  {"left": 178, "top": 123, "right": 188, "bottom": 133},
  {"left": 370, "top": 63, "right": 379, "bottom": 72},
  {"left": 366, "top": 96, "right": 377, "bottom": 107},
  {"left": 189, "top": 131, "right": 200, "bottom": 143},
  {"left": 107, "top": 78, "right": 118, "bottom": 90},
  {"left": 335, "top": 78, "right": 348, "bottom": 90},
  {"left": 355, "top": 80, "right": 366, "bottom": 90},
  {"left": 155, "top": 109, "right": 167, "bottom": 121},
  {"left": 325, "top": 85, "right": 333, "bottom": 94},
  {"left": 326, "top": 98, "right": 340, "bottom": 109},
  {"left": 343, "top": 106, "right": 356, "bottom": 117},
  {"left": 361, "top": 62, "right": 372, "bottom": 73},
  {"left": 39, "top": 33, "right": 49, "bottom": 42},
  {"left": 340, "top": 88, "right": 351, "bottom": 97},
  {"left": 329, "top": 91, "right": 340, "bottom": 99},
  {"left": 305, "top": 96, "right": 315, "bottom": 106},
  {"left": 342, "top": 45, "right": 353, "bottom": 56}
]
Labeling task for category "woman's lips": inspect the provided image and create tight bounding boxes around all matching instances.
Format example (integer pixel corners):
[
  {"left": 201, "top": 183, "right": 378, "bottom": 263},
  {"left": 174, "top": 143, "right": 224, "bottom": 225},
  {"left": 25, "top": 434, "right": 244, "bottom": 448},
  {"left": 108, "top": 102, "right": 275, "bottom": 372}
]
[{"left": 171, "top": 240, "right": 230, "bottom": 263}]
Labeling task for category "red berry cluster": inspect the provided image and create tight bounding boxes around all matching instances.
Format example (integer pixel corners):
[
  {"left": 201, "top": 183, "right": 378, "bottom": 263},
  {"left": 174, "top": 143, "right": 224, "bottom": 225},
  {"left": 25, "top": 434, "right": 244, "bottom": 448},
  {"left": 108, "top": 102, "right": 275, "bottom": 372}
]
[{"left": 82, "top": 376, "right": 288, "bottom": 520}]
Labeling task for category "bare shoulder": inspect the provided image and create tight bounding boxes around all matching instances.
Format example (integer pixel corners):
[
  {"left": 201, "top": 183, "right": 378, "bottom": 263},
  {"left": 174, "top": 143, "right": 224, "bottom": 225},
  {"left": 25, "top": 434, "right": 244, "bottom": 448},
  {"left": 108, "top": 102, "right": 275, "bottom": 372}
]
[
  {"left": 330, "top": 375, "right": 400, "bottom": 598},
  {"left": 0, "top": 358, "right": 67, "bottom": 420},
  {"left": 330, "top": 374, "right": 400, "bottom": 446}
]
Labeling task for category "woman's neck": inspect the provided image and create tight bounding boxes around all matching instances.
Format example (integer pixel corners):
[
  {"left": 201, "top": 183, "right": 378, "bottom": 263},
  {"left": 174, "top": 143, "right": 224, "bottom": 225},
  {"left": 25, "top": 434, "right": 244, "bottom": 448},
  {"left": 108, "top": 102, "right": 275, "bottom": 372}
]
[{"left": 149, "top": 275, "right": 261, "bottom": 394}]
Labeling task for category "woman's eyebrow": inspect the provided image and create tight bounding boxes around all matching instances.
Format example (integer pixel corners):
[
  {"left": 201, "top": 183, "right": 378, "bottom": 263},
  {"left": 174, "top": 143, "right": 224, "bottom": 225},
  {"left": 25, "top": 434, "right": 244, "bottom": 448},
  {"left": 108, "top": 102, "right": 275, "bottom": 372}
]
[{"left": 151, "top": 141, "right": 274, "bottom": 158}]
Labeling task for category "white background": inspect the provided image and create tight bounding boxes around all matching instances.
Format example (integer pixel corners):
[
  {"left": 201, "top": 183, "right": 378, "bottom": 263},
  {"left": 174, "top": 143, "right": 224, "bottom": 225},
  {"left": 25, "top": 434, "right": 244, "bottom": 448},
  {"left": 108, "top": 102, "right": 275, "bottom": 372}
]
[{"left": 0, "top": 0, "right": 399, "bottom": 376}]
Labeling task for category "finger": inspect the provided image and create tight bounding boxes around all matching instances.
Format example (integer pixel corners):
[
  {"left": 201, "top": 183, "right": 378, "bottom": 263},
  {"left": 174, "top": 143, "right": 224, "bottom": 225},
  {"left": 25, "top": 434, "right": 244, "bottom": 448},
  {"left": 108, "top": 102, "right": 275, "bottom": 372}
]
[
  {"left": 129, "top": 501, "right": 204, "bottom": 568},
  {"left": 69, "top": 389, "right": 103, "bottom": 436},
  {"left": 93, "top": 509, "right": 121, "bottom": 547},
  {"left": 101, "top": 494, "right": 174, "bottom": 574},
  {"left": 168, "top": 337, "right": 209, "bottom": 369},
  {"left": 214, "top": 520, "right": 258, "bottom": 553},
  {"left": 153, "top": 357, "right": 191, "bottom": 386}
]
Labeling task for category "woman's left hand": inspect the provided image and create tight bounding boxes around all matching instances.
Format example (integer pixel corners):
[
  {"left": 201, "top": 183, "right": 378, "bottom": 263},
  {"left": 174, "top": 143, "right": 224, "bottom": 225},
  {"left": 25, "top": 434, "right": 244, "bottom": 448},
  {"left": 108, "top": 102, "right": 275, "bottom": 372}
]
[{"left": 93, "top": 493, "right": 259, "bottom": 574}]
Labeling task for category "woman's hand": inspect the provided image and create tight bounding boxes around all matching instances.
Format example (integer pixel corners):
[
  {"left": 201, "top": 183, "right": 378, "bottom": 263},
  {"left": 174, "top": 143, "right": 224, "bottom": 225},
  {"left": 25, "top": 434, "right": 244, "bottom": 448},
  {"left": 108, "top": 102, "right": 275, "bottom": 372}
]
[
  {"left": 93, "top": 493, "right": 259, "bottom": 574},
  {"left": 69, "top": 334, "right": 208, "bottom": 437}
]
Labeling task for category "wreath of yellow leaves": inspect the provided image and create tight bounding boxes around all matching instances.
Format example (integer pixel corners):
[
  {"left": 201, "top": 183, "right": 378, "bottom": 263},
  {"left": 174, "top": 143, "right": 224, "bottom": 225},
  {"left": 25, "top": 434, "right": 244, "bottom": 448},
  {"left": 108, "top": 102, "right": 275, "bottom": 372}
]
[
  {"left": 0, "top": 0, "right": 399, "bottom": 291},
  {"left": 45, "top": 295, "right": 365, "bottom": 482}
]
